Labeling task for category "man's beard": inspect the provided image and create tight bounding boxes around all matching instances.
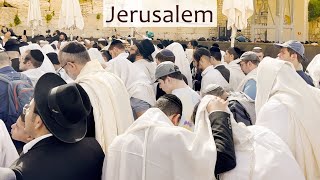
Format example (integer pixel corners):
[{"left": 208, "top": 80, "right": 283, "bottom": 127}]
[{"left": 127, "top": 53, "right": 137, "bottom": 63}]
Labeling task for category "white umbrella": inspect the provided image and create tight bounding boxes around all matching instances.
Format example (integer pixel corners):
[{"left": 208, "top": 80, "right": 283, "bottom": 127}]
[
  {"left": 222, "top": 0, "right": 254, "bottom": 47},
  {"left": 58, "top": 0, "right": 84, "bottom": 40},
  {"left": 27, "top": 0, "right": 43, "bottom": 38}
]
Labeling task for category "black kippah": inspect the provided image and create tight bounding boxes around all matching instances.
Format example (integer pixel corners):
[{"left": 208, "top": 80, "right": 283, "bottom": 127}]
[
  {"left": 30, "top": 49, "right": 44, "bottom": 62},
  {"left": 160, "top": 94, "right": 183, "bottom": 111},
  {"left": 47, "top": 52, "right": 59, "bottom": 65},
  {"left": 210, "top": 46, "right": 220, "bottom": 53},
  {"left": 61, "top": 42, "right": 86, "bottom": 54}
]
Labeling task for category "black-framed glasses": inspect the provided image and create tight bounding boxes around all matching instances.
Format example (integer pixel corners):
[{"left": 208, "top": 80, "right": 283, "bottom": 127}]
[{"left": 56, "top": 62, "right": 68, "bottom": 75}]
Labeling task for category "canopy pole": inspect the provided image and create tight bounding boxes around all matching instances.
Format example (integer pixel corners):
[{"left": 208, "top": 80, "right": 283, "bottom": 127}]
[{"left": 231, "top": 25, "right": 237, "bottom": 47}]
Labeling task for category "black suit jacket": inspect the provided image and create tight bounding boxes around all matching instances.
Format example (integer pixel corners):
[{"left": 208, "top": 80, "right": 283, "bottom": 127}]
[{"left": 10, "top": 136, "right": 104, "bottom": 180}]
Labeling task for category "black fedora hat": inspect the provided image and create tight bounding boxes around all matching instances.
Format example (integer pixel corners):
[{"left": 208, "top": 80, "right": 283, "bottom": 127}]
[
  {"left": 133, "top": 39, "right": 155, "bottom": 62},
  {"left": 34, "top": 73, "right": 91, "bottom": 143}
]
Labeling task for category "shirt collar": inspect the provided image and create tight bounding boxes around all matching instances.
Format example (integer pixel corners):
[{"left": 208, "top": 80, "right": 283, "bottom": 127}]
[
  {"left": 23, "top": 134, "right": 53, "bottom": 154},
  {"left": 201, "top": 65, "right": 214, "bottom": 76}
]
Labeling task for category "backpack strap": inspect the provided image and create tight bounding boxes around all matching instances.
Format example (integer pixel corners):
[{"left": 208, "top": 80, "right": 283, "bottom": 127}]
[{"left": 0, "top": 73, "right": 11, "bottom": 83}]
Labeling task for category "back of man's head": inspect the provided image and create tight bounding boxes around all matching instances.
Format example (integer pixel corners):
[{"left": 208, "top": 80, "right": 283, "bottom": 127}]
[
  {"left": 155, "top": 94, "right": 183, "bottom": 118},
  {"left": 155, "top": 49, "right": 175, "bottom": 64},
  {"left": 193, "top": 48, "right": 211, "bottom": 62},
  {"left": 0, "top": 51, "right": 10, "bottom": 67},
  {"left": 210, "top": 47, "right": 222, "bottom": 61},
  {"left": 227, "top": 47, "right": 241, "bottom": 60},
  {"left": 59, "top": 42, "right": 90, "bottom": 65},
  {"left": 109, "top": 40, "right": 125, "bottom": 50},
  {"left": 24, "top": 49, "right": 44, "bottom": 68}
]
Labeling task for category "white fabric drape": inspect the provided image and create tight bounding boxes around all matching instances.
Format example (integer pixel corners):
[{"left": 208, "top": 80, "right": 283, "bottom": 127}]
[
  {"left": 58, "top": 0, "right": 84, "bottom": 30},
  {"left": 75, "top": 60, "right": 134, "bottom": 153},
  {"left": 255, "top": 57, "right": 320, "bottom": 179},
  {"left": 307, "top": 54, "right": 320, "bottom": 88},
  {"left": 222, "top": 0, "right": 254, "bottom": 47},
  {"left": 104, "top": 106, "right": 217, "bottom": 180},
  {"left": 0, "top": 120, "right": 18, "bottom": 168}
]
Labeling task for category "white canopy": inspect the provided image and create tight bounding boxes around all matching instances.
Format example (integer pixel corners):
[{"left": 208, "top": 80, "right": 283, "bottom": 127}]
[
  {"left": 58, "top": 0, "right": 84, "bottom": 40},
  {"left": 222, "top": 0, "right": 254, "bottom": 47},
  {"left": 27, "top": 0, "right": 42, "bottom": 38}
]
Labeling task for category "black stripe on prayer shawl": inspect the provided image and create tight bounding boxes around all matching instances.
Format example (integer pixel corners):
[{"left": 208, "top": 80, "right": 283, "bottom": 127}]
[{"left": 228, "top": 101, "right": 252, "bottom": 126}]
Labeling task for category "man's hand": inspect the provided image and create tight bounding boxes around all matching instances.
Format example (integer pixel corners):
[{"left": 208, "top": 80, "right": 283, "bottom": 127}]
[{"left": 206, "top": 97, "right": 228, "bottom": 113}]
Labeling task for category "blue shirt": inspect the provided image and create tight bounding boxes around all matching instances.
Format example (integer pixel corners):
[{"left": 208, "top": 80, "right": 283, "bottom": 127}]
[
  {"left": 243, "top": 79, "right": 257, "bottom": 100},
  {"left": 296, "top": 70, "right": 314, "bottom": 86}
]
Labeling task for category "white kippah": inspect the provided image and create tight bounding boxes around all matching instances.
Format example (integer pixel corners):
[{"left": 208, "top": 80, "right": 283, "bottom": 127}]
[{"left": 202, "top": 84, "right": 221, "bottom": 94}]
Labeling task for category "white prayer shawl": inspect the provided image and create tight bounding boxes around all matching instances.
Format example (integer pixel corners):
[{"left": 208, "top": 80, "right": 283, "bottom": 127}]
[
  {"left": 21, "top": 68, "right": 45, "bottom": 87},
  {"left": 226, "top": 59, "right": 245, "bottom": 91},
  {"left": 0, "top": 120, "right": 18, "bottom": 168},
  {"left": 19, "top": 44, "right": 56, "bottom": 74},
  {"left": 185, "top": 48, "right": 194, "bottom": 64},
  {"left": 197, "top": 96, "right": 304, "bottom": 180},
  {"left": 166, "top": 42, "right": 193, "bottom": 87},
  {"left": 236, "top": 68, "right": 257, "bottom": 92},
  {"left": 255, "top": 57, "right": 320, "bottom": 179},
  {"left": 104, "top": 107, "right": 217, "bottom": 180},
  {"left": 307, "top": 54, "right": 320, "bottom": 88},
  {"left": 106, "top": 53, "right": 156, "bottom": 106},
  {"left": 41, "top": 44, "right": 55, "bottom": 54},
  {"left": 133, "top": 59, "right": 157, "bottom": 83},
  {"left": 75, "top": 60, "right": 134, "bottom": 153},
  {"left": 88, "top": 48, "right": 105, "bottom": 64},
  {"left": 201, "top": 66, "right": 231, "bottom": 95}
]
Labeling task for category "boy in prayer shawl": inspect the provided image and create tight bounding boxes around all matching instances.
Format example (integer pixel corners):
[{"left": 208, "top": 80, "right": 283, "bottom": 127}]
[
  {"left": 274, "top": 40, "right": 314, "bottom": 86},
  {"left": 256, "top": 57, "right": 320, "bottom": 179},
  {"left": 154, "top": 62, "right": 200, "bottom": 130},
  {"left": 107, "top": 40, "right": 156, "bottom": 119},
  {"left": 224, "top": 47, "right": 245, "bottom": 90},
  {"left": 19, "top": 49, "right": 45, "bottom": 86},
  {"left": 59, "top": 42, "right": 133, "bottom": 153},
  {"left": 103, "top": 94, "right": 236, "bottom": 180}
]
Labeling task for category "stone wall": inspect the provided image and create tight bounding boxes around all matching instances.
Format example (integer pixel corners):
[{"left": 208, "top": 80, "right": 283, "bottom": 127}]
[{"left": 1, "top": 0, "right": 254, "bottom": 40}]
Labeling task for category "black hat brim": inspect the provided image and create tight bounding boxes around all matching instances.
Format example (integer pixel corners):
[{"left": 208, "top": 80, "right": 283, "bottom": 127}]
[{"left": 34, "top": 73, "right": 87, "bottom": 143}]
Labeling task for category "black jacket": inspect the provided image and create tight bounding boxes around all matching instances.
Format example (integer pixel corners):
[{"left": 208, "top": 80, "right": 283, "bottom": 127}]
[
  {"left": 10, "top": 136, "right": 104, "bottom": 180},
  {"left": 209, "top": 111, "right": 236, "bottom": 177},
  {"left": 214, "top": 65, "right": 230, "bottom": 83}
]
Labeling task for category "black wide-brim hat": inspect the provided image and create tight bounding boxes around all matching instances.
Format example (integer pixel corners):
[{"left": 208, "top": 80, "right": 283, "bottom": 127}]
[
  {"left": 34, "top": 73, "right": 91, "bottom": 143},
  {"left": 133, "top": 39, "right": 155, "bottom": 62}
]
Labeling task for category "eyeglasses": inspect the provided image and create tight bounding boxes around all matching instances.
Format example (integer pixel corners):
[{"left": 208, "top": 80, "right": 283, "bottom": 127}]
[{"left": 56, "top": 62, "right": 68, "bottom": 75}]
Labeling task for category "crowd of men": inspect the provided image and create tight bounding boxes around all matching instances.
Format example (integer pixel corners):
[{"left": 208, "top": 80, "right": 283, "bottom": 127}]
[{"left": 0, "top": 28, "right": 319, "bottom": 180}]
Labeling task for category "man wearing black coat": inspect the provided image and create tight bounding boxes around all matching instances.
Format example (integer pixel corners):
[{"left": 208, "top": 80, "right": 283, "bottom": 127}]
[{"left": 1, "top": 73, "right": 104, "bottom": 180}]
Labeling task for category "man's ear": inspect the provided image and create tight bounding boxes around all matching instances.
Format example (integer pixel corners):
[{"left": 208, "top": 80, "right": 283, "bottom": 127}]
[
  {"left": 172, "top": 114, "right": 181, "bottom": 126},
  {"left": 34, "top": 115, "right": 44, "bottom": 130}
]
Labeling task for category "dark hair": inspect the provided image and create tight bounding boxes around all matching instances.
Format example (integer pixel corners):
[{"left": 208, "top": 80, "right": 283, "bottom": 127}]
[
  {"left": 161, "top": 71, "right": 184, "bottom": 81},
  {"left": 212, "top": 43, "right": 219, "bottom": 48},
  {"left": 24, "top": 50, "right": 42, "bottom": 68},
  {"left": 155, "top": 51, "right": 175, "bottom": 63},
  {"left": 157, "top": 43, "right": 164, "bottom": 49},
  {"left": 59, "top": 32, "right": 68, "bottom": 40},
  {"left": 204, "top": 86, "right": 226, "bottom": 97},
  {"left": 210, "top": 47, "right": 222, "bottom": 61},
  {"left": 191, "top": 102, "right": 200, "bottom": 124},
  {"left": 287, "top": 48, "right": 304, "bottom": 63},
  {"left": 190, "top": 40, "right": 198, "bottom": 48},
  {"left": 101, "top": 50, "right": 112, "bottom": 61},
  {"left": 155, "top": 94, "right": 183, "bottom": 117},
  {"left": 181, "top": 44, "right": 187, "bottom": 51},
  {"left": 226, "top": 47, "right": 241, "bottom": 60},
  {"left": 109, "top": 40, "right": 125, "bottom": 50},
  {"left": 161, "top": 40, "right": 173, "bottom": 47},
  {"left": 193, "top": 48, "right": 211, "bottom": 62},
  {"left": 197, "top": 45, "right": 208, "bottom": 49}
]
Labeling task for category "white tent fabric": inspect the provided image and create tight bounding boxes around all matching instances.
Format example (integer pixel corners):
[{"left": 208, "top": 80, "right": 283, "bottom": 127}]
[
  {"left": 222, "top": 0, "right": 254, "bottom": 47},
  {"left": 307, "top": 54, "right": 320, "bottom": 88},
  {"left": 58, "top": 0, "right": 84, "bottom": 30},
  {"left": 27, "top": 0, "right": 42, "bottom": 37}
]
